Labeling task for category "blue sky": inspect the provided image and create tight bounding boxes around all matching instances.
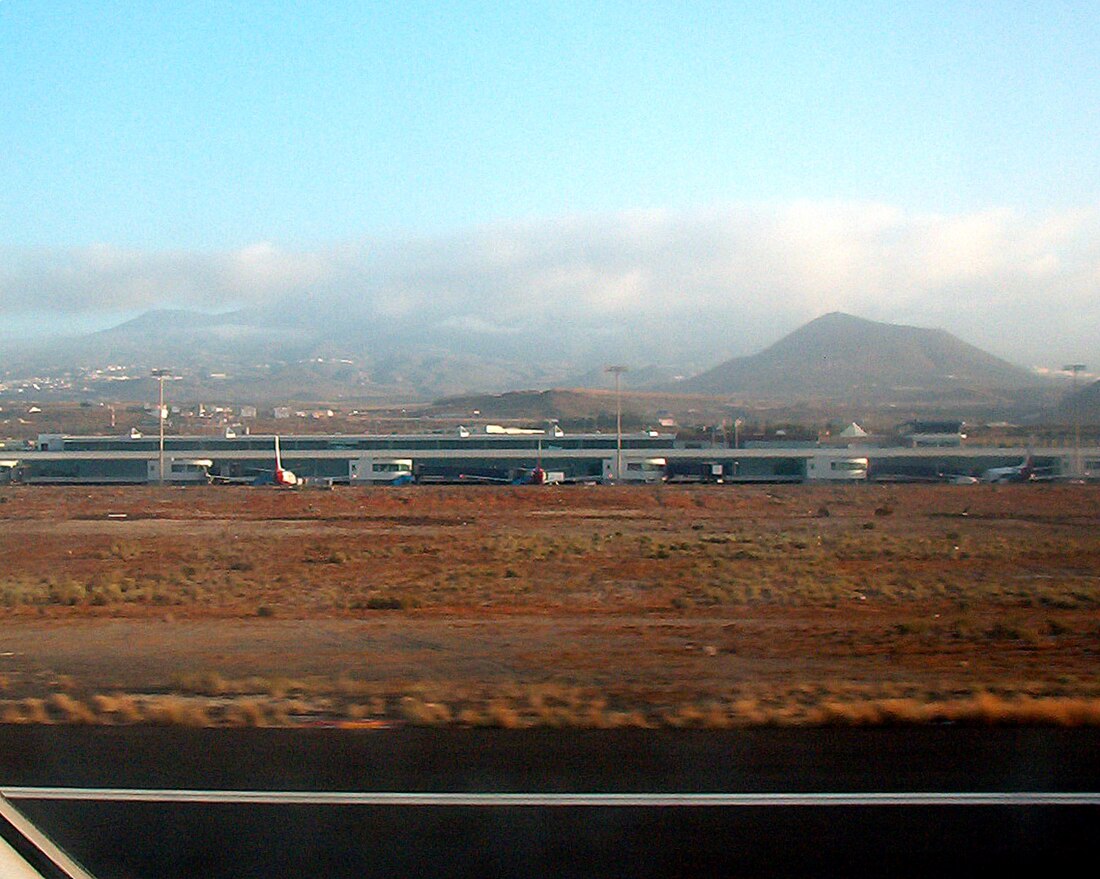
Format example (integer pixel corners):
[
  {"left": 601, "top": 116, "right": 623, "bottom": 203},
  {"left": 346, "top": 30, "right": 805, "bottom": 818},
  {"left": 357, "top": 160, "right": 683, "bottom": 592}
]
[{"left": 2, "top": 1, "right": 1099, "bottom": 366}]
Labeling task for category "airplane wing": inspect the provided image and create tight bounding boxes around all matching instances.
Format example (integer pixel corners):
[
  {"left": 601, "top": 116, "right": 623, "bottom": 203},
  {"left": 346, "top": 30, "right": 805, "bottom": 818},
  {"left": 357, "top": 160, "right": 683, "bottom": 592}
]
[{"left": 455, "top": 473, "right": 511, "bottom": 484}]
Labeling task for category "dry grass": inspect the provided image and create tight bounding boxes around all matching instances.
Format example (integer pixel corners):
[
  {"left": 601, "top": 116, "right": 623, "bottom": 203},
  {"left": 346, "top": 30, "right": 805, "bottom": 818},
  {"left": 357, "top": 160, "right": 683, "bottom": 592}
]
[
  {"left": 91, "top": 693, "right": 146, "bottom": 724},
  {"left": 1, "top": 483, "right": 1097, "bottom": 617},
  {"left": 1, "top": 483, "right": 1099, "bottom": 727},
  {"left": 46, "top": 692, "right": 97, "bottom": 724},
  {"left": 4, "top": 674, "right": 1098, "bottom": 732},
  {"left": 808, "top": 694, "right": 1100, "bottom": 727},
  {"left": 5, "top": 685, "right": 1100, "bottom": 729},
  {"left": 222, "top": 699, "right": 270, "bottom": 728}
]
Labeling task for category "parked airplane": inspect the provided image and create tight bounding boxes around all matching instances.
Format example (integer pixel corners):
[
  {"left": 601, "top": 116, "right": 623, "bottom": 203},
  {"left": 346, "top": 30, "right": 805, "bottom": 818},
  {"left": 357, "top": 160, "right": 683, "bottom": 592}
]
[
  {"left": 249, "top": 436, "right": 300, "bottom": 487},
  {"left": 455, "top": 440, "right": 578, "bottom": 485},
  {"left": 457, "top": 466, "right": 547, "bottom": 485},
  {"left": 981, "top": 455, "right": 1035, "bottom": 483},
  {"left": 271, "top": 436, "right": 300, "bottom": 487},
  {"left": 510, "top": 466, "right": 547, "bottom": 485},
  {"left": 209, "top": 436, "right": 301, "bottom": 486},
  {"left": 456, "top": 464, "right": 602, "bottom": 485}
]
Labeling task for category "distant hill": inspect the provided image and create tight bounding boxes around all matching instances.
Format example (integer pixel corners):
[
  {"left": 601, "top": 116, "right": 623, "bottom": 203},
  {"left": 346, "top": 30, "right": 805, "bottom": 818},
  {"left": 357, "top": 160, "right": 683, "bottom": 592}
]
[
  {"left": 1057, "top": 379, "right": 1100, "bottom": 425},
  {"left": 564, "top": 364, "right": 691, "bottom": 391},
  {"left": 424, "top": 389, "right": 743, "bottom": 435},
  {"left": 680, "top": 312, "right": 1046, "bottom": 402},
  {"left": 428, "top": 388, "right": 728, "bottom": 424},
  {"left": 3, "top": 307, "right": 1054, "bottom": 410},
  {"left": 2, "top": 308, "right": 575, "bottom": 403}
]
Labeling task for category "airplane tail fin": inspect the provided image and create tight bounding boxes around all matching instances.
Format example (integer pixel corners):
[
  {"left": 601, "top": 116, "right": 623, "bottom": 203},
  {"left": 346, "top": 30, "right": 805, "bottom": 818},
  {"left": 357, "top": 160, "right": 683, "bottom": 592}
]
[{"left": 1012, "top": 453, "right": 1036, "bottom": 480}]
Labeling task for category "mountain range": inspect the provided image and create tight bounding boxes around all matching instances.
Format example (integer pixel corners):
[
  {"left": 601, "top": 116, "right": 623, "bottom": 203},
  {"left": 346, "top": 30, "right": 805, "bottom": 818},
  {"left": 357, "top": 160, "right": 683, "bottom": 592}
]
[
  {"left": 1, "top": 308, "right": 1057, "bottom": 409},
  {"left": 1, "top": 306, "right": 574, "bottom": 401}
]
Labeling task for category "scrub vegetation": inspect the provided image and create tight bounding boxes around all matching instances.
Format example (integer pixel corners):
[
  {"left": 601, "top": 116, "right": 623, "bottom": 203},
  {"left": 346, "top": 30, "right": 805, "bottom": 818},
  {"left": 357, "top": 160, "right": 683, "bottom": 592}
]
[{"left": 0, "top": 483, "right": 1098, "bottom": 727}]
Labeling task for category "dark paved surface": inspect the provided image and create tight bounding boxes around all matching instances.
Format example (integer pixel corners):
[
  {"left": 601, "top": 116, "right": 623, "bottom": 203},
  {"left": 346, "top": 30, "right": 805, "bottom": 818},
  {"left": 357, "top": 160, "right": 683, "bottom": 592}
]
[{"left": 2, "top": 726, "right": 1099, "bottom": 877}]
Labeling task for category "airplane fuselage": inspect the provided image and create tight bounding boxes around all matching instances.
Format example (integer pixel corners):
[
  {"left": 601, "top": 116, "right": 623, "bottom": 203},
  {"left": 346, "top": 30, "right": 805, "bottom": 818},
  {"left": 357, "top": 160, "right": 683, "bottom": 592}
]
[
  {"left": 274, "top": 467, "right": 298, "bottom": 487},
  {"left": 981, "top": 463, "right": 1033, "bottom": 483}
]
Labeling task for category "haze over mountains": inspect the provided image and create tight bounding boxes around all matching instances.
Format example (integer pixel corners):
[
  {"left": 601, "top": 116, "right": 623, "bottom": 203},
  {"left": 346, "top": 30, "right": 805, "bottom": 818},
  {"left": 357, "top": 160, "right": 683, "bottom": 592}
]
[
  {"left": 0, "top": 307, "right": 1066, "bottom": 414},
  {"left": 1060, "top": 378, "right": 1100, "bottom": 424},
  {"left": 2, "top": 305, "right": 575, "bottom": 401}
]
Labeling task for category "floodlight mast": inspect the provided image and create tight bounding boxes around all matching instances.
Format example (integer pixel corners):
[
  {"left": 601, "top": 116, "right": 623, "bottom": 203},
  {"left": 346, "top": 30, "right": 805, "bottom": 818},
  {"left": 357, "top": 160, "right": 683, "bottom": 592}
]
[
  {"left": 151, "top": 369, "right": 171, "bottom": 485},
  {"left": 1064, "top": 363, "right": 1086, "bottom": 477},
  {"left": 605, "top": 366, "right": 628, "bottom": 481}
]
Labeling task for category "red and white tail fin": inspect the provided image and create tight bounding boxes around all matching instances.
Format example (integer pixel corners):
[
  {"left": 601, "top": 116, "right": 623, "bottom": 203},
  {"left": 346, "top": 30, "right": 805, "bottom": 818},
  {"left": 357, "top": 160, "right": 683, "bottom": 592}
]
[{"left": 273, "top": 435, "right": 297, "bottom": 486}]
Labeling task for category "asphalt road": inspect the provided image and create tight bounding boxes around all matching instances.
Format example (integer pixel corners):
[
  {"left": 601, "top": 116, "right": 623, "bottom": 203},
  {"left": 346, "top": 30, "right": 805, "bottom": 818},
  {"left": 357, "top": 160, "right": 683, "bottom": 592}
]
[{"left": 2, "top": 725, "right": 1098, "bottom": 878}]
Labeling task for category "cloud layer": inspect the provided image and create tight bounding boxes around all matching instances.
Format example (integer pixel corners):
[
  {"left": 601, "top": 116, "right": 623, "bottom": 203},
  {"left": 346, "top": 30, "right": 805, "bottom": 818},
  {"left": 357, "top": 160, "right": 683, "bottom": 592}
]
[{"left": 3, "top": 202, "right": 1098, "bottom": 368}]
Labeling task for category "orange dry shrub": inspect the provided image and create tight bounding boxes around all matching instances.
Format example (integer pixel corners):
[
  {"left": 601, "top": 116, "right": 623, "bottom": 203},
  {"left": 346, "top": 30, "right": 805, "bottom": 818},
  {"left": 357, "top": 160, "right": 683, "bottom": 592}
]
[
  {"left": 142, "top": 696, "right": 211, "bottom": 727},
  {"left": 47, "top": 692, "right": 97, "bottom": 724},
  {"left": 223, "top": 698, "right": 269, "bottom": 727},
  {"left": 806, "top": 694, "right": 1100, "bottom": 727},
  {"left": 931, "top": 693, "right": 1100, "bottom": 726},
  {"left": 91, "top": 693, "right": 145, "bottom": 724},
  {"left": 397, "top": 696, "right": 453, "bottom": 726},
  {"left": 484, "top": 699, "right": 525, "bottom": 729},
  {"left": 0, "top": 701, "right": 26, "bottom": 723},
  {"left": 662, "top": 702, "right": 734, "bottom": 729},
  {"left": 19, "top": 698, "right": 50, "bottom": 724}
]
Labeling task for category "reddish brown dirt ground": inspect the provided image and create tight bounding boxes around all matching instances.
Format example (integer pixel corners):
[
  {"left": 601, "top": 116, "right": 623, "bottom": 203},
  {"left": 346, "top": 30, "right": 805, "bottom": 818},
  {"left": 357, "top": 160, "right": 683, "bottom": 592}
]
[{"left": 1, "top": 483, "right": 1098, "bottom": 726}]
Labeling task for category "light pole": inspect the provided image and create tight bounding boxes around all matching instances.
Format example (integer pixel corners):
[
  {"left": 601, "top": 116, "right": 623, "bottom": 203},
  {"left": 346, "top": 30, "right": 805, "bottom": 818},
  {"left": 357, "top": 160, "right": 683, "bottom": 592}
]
[
  {"left": 605, "top": 366, "right": 627, "bottom": 482},
  {"left": 1064, "top": 363, "right": 1086, "bottom": 477},
  {"left": 151, "top": 369, "right": 171, "bottom": 485}
]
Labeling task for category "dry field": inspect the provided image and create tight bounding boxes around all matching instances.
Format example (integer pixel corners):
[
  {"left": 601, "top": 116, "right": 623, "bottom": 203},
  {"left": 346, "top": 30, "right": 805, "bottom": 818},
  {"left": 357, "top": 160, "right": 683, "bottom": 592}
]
[{"left": 1, "top": 482, "right": 1098, "bottom": 728}]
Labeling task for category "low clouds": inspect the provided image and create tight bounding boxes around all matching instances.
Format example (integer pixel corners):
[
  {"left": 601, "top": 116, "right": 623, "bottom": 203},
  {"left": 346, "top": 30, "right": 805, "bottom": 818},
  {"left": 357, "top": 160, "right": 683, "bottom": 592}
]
[
  {"left": 0, "top": 243, "right": 328, "bottom": 313},
  {"left": 2, "top": 202, "right": 1098, "bottom": 367}
]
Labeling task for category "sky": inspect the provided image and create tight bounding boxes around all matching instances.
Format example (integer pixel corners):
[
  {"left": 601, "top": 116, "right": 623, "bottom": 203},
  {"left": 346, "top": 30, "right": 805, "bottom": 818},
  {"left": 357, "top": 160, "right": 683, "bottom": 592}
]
[{"left": 2, "top": 1, "right": 1099, "bottom": 370}]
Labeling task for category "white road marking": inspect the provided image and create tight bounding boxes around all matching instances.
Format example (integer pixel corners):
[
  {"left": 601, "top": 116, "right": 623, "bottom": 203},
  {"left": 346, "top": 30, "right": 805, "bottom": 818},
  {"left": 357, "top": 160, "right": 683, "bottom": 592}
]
[
  {"left": 0, "top": 794, "right": 98, "bottom": 879},
  {"left": 3, "top": 788, "right": 1098, "bottom": 807}
]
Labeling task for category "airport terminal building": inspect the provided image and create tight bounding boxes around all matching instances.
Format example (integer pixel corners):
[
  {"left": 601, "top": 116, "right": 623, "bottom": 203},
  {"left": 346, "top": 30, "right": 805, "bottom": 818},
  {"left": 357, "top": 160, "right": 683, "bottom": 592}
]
[{"left": 1, "top": 429, "right": 1093, "bottom": 486}]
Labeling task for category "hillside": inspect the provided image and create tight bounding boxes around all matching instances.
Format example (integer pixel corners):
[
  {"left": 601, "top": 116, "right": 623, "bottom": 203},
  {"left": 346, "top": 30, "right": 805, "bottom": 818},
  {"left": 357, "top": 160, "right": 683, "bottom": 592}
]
[
  {"left": 1057, "top": 379, "right": 1100, "bottom": 425},
  {"left": 2, "top": 309, "right": 574, "bottom": 403},
  {"left": 681, "top": 312, "right": 1045, "bottom": 402},
  {"left": 427, "top": 388, "right": 734, "bottom": 428},
  {"left": 3, "top": 308, "right": 1056, "bottom": 413}
]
